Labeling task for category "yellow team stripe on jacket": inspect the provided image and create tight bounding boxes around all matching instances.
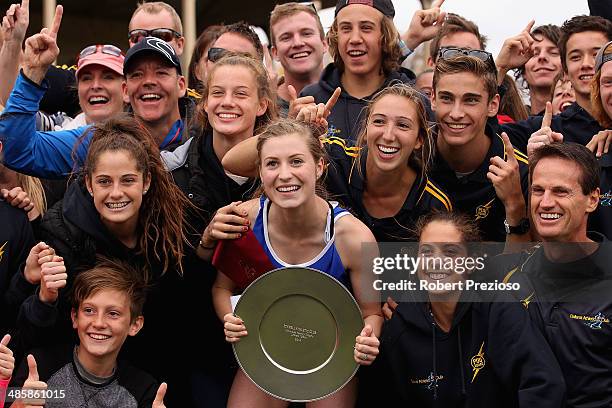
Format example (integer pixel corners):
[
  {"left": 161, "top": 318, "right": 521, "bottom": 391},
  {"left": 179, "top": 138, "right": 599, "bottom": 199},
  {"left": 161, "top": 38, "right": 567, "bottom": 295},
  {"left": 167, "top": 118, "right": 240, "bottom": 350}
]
[
  {"left": 321, "top": 137, "right": 359, "bottom": 157},
  {"left": 513, "top": 149, "right": 528, "bottom": 165},
  {"left": 187, "top": 88, "right": 202, "bottom": 99},
  {"left": 502, "top": 266, "right": 518, "bottom": 283},
  {"left": 425, "top": 180, "right": 453, "bottom": 211}
]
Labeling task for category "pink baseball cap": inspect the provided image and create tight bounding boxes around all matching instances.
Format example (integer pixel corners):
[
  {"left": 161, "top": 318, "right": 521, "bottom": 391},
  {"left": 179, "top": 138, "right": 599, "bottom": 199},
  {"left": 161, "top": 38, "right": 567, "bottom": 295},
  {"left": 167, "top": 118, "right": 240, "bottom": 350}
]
[{"left": 76, "top": 44, "right": 125, "bottom": 77}]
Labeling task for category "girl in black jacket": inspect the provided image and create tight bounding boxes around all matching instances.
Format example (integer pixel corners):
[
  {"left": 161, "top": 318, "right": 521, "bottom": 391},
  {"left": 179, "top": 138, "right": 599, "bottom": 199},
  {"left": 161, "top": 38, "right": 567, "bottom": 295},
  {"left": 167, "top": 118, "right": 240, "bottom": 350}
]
[
  {"left": 373, "top": 211, "right": 565, "bottom": 408},
  {"left": 15, "top": 115, "right": 192, "bottom": 405}
]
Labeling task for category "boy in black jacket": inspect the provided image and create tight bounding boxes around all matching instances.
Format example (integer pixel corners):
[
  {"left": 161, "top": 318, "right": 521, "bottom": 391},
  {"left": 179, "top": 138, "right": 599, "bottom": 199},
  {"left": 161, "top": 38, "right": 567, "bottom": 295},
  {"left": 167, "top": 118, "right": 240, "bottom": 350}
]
[
  {"left": 12, "top": 258, "right": 164, "bottom": 408},
  {"left": 301, "top": 0, "right": 439, "bottom": 142},
  {"left": 430, "top": 55, "right": 530, "bottom": 242}
]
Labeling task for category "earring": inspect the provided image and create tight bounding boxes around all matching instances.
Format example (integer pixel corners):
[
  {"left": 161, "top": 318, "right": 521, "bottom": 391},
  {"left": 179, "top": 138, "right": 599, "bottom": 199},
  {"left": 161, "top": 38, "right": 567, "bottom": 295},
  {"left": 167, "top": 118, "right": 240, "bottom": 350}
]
[
  {"left": 89, "top": 191, "right": 93, "bottom": 197},
  {"left": 143, "top": 190, "right": 148, "bottom": 195}
]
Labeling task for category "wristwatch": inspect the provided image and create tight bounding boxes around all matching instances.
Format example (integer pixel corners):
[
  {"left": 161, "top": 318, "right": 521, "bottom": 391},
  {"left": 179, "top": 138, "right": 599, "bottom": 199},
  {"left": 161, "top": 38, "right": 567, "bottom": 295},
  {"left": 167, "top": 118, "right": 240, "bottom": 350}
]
[{"left": 504, "top": 218, "right": 530, "bottom": 235}]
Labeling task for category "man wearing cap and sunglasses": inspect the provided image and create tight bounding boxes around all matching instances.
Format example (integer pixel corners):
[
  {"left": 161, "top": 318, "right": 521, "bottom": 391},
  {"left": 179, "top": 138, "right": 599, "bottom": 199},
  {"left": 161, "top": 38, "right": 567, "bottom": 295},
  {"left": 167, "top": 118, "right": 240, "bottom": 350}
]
[
  {"left": 0, "top": 3, "right": 190, "bottom": 179},
  {"left": 0, "top": 0, "right": 188, "bottom": 122}
]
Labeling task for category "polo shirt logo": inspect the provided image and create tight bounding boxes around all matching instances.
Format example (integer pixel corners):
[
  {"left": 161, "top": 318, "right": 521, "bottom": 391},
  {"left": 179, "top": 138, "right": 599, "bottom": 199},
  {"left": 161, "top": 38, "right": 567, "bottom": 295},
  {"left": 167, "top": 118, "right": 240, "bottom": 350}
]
[
  {"left": 599, "top": 190, "right": 612, "bottom": 206},
  {"left": 474, "top": 198, "right": 495, "bottom": 220},
  {"left": 521, "top": 292, "right": 535, "bottom": 309},
  {"left": 0, "top": 241, "right": 6, "bottom": 262},
  {"left": 471, "top": 342, "right": 485, "bottom": 382},
  {"left": 569, "top": 312, "right": 610, "bottom": 329},
  {"left": 326, "top": 124, "right": 342, "bottom": 137}
]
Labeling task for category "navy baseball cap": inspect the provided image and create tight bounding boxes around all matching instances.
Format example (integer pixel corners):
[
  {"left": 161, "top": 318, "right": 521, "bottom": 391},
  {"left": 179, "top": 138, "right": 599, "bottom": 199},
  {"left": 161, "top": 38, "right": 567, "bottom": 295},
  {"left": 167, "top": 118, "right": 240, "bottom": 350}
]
[
  {"left": 124, "top": 36, "right": 182, "bottom": 75},
  {"left": 335, "top": 0, "right": 395, "bottom": 18}
]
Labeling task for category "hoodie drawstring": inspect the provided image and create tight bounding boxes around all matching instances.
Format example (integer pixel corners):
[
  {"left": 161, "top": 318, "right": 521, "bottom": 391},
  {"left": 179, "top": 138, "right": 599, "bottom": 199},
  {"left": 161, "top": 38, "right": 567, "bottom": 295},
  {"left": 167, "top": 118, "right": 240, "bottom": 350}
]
[
  {"left": 431, "top": 310, "right": 438, "bottom": 401},
  {"left": 457, "top": 325, "right": 467, "bottom": 396}
]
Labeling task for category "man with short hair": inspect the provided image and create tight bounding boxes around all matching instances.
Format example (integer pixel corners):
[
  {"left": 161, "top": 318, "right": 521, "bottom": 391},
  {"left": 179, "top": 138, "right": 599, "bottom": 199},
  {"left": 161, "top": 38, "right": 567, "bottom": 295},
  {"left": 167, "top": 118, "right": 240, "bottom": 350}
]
[
  {"left": 499, "top": 142, "right": 612, "bottom": 407},
  {"left": 269, "top": 2, "right": 327, "bottom": 116},
  {"left": 430, "top": 55, "right": 529, "bottom": 242},
  {"left": 427, "top": 13, "right": 487, "bottom": 67},
  {"left": 204, "top": 22, "right": 264, "bottom": 73},
  {"left": 128, "top": 1, "right": 184, "bottom": 55}
]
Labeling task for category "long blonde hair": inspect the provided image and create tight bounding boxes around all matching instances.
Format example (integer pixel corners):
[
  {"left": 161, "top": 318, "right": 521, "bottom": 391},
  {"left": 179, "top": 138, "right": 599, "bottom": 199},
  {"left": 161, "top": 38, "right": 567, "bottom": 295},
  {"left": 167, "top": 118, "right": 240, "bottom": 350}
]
[{"left": 16, "top": 173, "right": 47, "bottom": 216}]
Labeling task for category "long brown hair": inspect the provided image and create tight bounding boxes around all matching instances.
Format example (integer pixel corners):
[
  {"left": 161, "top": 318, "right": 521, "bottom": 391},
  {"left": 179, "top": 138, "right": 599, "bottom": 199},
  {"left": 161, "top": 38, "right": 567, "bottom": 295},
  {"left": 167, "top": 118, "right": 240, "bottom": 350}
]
[
  {"left": 353, "top": 83, "right": 433, "bottom": 182},
  {"left": 198, "top": 54, "right": 278, "bottom": 134},
  {"left": 255, "top": 119, "right": 328, "bottom": 199},
  {"left": 83, "top": 114, "right": 191, "bottom": 276}
]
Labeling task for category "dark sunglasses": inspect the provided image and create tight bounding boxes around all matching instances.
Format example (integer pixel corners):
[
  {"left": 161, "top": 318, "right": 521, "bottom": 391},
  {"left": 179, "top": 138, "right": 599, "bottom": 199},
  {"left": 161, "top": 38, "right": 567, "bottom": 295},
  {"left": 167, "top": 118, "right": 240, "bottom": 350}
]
[
  {"left": 79, "top": 44, "right": 123, "bottom": 60},
  {"left": 128, "top": 28, "right": 182, "bottom": 44},
  {"left": 437, "top": 46, "right": 497, "bottom": 72}
]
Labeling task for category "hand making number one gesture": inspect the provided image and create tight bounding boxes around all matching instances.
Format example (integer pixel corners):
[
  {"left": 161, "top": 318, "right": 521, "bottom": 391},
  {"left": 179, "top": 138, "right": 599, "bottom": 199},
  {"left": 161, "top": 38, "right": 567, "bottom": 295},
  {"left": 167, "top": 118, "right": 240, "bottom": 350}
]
[
  {"left": 527, "top": 101, "right": 563, "bottom": 158},
  {"left": 22, "top": 4, "right": 63, "bottom": 84}
]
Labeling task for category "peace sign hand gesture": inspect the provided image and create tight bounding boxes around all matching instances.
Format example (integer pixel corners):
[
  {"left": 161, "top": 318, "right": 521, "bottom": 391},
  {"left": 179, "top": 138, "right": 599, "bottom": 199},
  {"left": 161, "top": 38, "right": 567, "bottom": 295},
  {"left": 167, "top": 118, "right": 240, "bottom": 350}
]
[{"left": 22, "top": 4, "right": 62, "bottom": 84}]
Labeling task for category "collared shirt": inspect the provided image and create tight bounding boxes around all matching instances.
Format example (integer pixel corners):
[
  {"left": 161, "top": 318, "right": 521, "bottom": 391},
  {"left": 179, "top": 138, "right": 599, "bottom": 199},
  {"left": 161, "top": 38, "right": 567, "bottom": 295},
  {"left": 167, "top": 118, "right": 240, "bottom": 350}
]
[{"left": 431, "top": 124, "right": 529, "bottom": 242}]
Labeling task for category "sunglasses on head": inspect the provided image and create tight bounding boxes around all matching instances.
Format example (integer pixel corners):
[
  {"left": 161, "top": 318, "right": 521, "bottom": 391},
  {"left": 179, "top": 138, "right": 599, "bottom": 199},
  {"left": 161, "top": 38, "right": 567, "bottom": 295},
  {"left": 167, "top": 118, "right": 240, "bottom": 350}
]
[
  {"left": 207, "top": 47, "right": 255, "bottom": 63},
  {"left": 437, "top": 46, "right": 497, "bottom": 72},
  {"left": 207, "top": 47, "right": 229, "bottom": 63},
  {"left": 79, "top": 44, "right": 123, "bottom": 60},
  {"left": 128, "top": 28, "right": 182, "bottom": 44}
]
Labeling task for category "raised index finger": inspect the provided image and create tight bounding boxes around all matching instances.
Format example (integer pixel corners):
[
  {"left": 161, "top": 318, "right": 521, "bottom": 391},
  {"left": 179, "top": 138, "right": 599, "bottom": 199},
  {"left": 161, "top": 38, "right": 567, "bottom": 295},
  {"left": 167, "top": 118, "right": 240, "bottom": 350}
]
[
  {"left": 325, "top": 87, "right": 341, "bottom": 115},
  {"left": 48, "top": 4, "right": 62, "bottom": 37},
  {"left": 501, "top": 132, "right": 517, "bottom": 163},
  {"left": 154, "top": 382, "right": 167, "bottom": 404},
  {"left": 287, "top": 84, "right": 298, "bottom": 103},
  {"left": 431, "top": 0, "right": 445, "bottom": 9},
  {"left": 21, "top": 0, "right": 30, "bottom": 12},
  {"left": 541, "top": 101, "right": 552, "bottom": 129},
  {"left": 524, "top": 19, "right": 535, "bottom": 34}
]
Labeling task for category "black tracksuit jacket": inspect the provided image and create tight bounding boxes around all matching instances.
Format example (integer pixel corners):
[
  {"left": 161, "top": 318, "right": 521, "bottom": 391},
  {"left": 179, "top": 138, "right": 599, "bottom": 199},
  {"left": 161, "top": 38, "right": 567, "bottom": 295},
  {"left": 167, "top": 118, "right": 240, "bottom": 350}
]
[{"left": 372, "top": 294, "right": 566, "bottom": 407}]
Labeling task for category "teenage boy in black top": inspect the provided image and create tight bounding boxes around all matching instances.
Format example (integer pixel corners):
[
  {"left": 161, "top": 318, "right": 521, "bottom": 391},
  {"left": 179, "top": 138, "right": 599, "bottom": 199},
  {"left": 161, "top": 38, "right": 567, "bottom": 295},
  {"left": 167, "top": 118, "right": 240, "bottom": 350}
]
[
  {"left": 430, "top": 55, "right": 530, "bottom": 242},
  {"left": 499, "top": 15, "right": 612, "bottom": 148},
  {"left": 301, "top": 0, "right": 443, "bottom": 142}
]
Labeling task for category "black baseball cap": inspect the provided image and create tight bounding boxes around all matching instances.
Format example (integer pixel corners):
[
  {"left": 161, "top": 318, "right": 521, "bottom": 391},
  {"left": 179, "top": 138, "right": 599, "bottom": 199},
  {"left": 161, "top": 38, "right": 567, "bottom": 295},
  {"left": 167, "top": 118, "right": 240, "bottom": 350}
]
[
  {"left": 335, "top": 0, "right": 395, "bottom": 18},
  {"left": 124, "top": 36, "right": 182, "bottom": 75}
]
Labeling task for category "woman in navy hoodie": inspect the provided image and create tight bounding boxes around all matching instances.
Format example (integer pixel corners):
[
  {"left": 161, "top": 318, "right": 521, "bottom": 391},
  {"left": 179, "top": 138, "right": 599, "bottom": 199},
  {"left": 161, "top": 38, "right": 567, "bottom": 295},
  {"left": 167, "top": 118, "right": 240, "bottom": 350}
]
[{"left": 372, "top": 211, "right": 565, "bottom": 407}]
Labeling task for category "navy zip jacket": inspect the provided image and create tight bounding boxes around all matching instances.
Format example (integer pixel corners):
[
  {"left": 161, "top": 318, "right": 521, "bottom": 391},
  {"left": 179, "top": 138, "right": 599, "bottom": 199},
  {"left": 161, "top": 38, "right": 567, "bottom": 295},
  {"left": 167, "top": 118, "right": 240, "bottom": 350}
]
[
  {"left": 374, "top": 293, "right": 565, "bottom": 407},
  {"left": 0, "top": 71, "right": 193, "bottom": 179},
  {"left": 498, "top": 233, "right": 612, "bottom": 408},
  {"left": 300, "top": 63, "right": 421, "bottom": 142}
]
